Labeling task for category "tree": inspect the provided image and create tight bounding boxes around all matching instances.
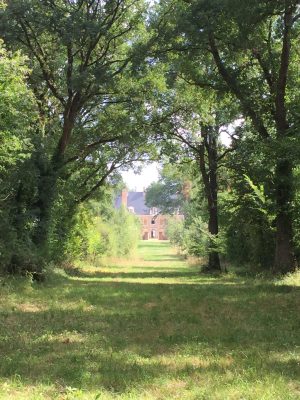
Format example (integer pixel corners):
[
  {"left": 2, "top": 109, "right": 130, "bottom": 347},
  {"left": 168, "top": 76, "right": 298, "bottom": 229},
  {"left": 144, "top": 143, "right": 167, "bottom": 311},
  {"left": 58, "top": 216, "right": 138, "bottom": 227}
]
[
  {"left": 150, "top": 0, "right": 300, "bottom": 272},
  {"left": 144, "top": 69, "right": 236, "bottom": 270},
  {"left": 145, "top": 176, "right": 185, "bottom": 214},
  {"left": 0, "top": 0, "right": 153, "bottom": 267},
  {"left": 164, "top": 113, "right": 232, "bottom": 272},
  {"left": 0, "top": 40, "right": 40, "bottom": 271}
]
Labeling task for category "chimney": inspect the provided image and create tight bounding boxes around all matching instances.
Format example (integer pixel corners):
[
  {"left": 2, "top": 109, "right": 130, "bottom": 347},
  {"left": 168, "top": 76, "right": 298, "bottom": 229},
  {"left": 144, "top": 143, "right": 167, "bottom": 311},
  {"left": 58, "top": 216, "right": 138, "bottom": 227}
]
[{"left": 121, "top": 188, "right": 128, "bottom": 208}]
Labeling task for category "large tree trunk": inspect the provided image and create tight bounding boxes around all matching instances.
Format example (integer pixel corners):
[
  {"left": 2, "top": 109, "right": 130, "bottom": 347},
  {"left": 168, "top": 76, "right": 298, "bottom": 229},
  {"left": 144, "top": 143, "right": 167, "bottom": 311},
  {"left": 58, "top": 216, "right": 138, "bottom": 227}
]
[
  {"left": 207, "top": 194, "right": 221, "bottom": 271},
  {"left": 33, "top": 113, "right": 76, "bottom": 257},
  {"left": 199, "top": 126, "right": 222, "bottom": 272},
  {"left": 274, "top": 159, "right": 294, "bottom": 273},
  {"left": 272, "top": 5, "right": 295, "bottom": 273}
]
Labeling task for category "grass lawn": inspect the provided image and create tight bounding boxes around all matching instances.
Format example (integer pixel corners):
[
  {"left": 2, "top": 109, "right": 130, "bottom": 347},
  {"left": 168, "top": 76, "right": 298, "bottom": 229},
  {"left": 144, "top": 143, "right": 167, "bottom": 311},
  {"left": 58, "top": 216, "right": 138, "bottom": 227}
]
[{"left": 0, "top": 240, "right": 299, "bottom": 399}]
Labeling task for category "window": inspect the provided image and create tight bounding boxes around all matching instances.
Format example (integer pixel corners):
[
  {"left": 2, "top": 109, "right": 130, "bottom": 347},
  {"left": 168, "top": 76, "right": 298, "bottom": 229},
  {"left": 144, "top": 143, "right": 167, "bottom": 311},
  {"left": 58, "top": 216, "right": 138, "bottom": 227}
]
[{"left": 150, "top": 207, "right": 158, "bottom": 215}]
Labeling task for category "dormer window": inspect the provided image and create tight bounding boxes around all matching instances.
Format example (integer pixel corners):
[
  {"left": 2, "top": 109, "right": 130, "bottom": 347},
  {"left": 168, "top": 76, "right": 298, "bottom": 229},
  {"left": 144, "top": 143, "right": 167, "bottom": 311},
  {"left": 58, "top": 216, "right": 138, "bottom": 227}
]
[{"left": 128, "top": 206, "right": 135, "bottom": 213}]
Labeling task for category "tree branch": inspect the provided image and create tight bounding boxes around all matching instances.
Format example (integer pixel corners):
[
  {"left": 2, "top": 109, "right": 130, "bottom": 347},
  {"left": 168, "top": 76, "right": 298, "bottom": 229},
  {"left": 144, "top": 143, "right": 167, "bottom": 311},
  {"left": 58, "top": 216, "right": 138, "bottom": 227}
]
[
  {"left": 252, "top": 49, "right": 275, "bottom": 94},
  {"left": 217, "top": 146, "right": 236, "bottom": 162},
  {"left": 64, "top": 136, "right": 121, "bottom": 165},
  {"left": 275, "top": 4, "right": 294, "bottom": 134},
  {"left": 209, "top": 33, "right": 270, "bottom": 139},
  {"left": 77, "top": 163, "right": 117, "bottom": 203},
  {"left": 18, "top": 18, "right": 66, "bottom": 105}
]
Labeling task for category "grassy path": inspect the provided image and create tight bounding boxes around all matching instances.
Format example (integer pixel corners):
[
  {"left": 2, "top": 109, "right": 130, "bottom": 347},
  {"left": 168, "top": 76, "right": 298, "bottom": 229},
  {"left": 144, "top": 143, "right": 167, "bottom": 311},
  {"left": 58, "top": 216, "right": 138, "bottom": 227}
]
[{"left": 0, "top": 241, "right": 300, "bottom": 399}]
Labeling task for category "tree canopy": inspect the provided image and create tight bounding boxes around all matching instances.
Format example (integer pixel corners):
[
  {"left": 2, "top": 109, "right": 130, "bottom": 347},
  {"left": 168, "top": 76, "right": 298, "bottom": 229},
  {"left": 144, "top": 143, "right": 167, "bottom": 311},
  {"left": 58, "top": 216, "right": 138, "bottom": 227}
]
[{"left": 1, "top": 0, "right": 300, "bottom": 274}]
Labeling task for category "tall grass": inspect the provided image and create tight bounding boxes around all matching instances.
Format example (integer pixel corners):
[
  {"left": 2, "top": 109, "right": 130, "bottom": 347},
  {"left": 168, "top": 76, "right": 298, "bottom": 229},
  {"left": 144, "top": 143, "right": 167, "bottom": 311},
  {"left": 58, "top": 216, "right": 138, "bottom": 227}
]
[{"left": 0, "top": 241, "right": 299, "bottom": 399}]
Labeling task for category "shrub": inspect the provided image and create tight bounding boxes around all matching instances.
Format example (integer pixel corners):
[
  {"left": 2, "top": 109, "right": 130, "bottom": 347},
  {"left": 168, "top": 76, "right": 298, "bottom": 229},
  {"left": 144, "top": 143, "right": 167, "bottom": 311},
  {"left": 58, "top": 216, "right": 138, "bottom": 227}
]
[{"left": 61, "top": 203, "right": 141, "bottom": 263}]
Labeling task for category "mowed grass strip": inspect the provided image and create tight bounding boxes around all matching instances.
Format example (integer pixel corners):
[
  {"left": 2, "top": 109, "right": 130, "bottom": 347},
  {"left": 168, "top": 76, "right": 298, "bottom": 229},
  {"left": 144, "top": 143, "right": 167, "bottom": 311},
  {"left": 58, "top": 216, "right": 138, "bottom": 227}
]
[{"left": 0, "top": 240, "right": 299, "bottom": 399}]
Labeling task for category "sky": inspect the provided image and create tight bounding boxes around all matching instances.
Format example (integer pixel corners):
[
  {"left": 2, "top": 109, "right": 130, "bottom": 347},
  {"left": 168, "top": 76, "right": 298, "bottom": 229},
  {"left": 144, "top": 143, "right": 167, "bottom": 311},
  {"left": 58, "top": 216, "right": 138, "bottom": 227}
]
[{"left": 121, "top": 163, "right": 160, "bottom": 191}]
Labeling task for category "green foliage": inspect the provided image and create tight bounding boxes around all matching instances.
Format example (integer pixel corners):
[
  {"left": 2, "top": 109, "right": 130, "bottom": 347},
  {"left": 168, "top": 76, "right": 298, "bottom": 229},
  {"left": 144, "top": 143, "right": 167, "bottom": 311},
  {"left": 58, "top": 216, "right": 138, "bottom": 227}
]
[
  {"left": 291, "top": 167, "right": 300, "bottom": 263},
  {"left": 62, "top": 201, "right": 141, "bottom": 263},
  {"left": 1, "top": 0, "right": 300, "bottom": 276},
  {"left": 145, "top": 178, "right": 184, "bottom": 214},
  {"left": 220, "top": 189, "right": 275, "bottom": 270},
  {"left": 181, "top": 217, "right": 209, "bottom": 257},
  {"left": 0, "top": 0, "right": 155, "bottom": 273},
  {"left": 244, "top": 175, "right": 266, "bottom": 205},
  {"left": 109, "top": 207, "right": 141, "bottom": 257},
  {"left": 149, "top": 0, "right": 300, "bottom": 272},
  {"left": 0, "top": 41, "right": 40, "bottom": 272},
  {"left": 166, "top": 217, "right": 185, "bottom": 249},
  {"left": 167, "top": 215, "right": 226, "bottom": 260},
  {"left": 0, "top": 42, "right": 36, "bottom": 179}
]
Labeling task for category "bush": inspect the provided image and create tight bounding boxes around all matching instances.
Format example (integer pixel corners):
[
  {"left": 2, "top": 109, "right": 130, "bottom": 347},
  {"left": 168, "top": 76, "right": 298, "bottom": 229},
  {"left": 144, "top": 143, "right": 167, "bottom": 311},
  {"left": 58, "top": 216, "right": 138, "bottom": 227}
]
[
  {"left": 167, "top": 216, "right": 208, "bottom": 257},
  {"left": 62, "top": 203, "right": 141, "bottom": 263},
  {"left": 220, "top": 186, "right": 275, "bottom": 270},
  {"left": 166, "top": 217, "right": 185, "bottom": 250},
  {"left": 109, "top": 207, "right": 141, "bottom": 257}
]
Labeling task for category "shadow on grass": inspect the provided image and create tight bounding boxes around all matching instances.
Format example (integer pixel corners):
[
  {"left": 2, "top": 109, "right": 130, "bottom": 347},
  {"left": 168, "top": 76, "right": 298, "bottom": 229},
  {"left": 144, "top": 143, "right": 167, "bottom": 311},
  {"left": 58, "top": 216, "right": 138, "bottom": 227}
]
[
  {"left": 68, "top": 269, "right": 200, "bottom": 280},
  {"left": 141, "top": 255, "right": 182, "bottom": 261},
  {"left": 138, "top": 241, "right": 170, "bottom": 248},
  {"left": 1, "top": 271, "right": 300, "bottom": 392}
]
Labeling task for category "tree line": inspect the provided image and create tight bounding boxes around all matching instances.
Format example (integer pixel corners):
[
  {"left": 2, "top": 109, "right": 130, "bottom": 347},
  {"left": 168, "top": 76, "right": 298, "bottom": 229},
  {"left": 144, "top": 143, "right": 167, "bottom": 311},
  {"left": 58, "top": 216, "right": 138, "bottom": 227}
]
[{"left": 1, "top": 0, "right": 300, "bottom": 276}]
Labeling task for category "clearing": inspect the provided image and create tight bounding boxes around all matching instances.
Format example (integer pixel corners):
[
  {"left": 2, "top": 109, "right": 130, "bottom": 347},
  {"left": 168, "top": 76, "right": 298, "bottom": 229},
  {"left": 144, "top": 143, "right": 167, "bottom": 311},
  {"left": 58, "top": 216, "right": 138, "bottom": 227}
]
[{"left": 0, "top": 241, "right": 299, "bottom": 399}]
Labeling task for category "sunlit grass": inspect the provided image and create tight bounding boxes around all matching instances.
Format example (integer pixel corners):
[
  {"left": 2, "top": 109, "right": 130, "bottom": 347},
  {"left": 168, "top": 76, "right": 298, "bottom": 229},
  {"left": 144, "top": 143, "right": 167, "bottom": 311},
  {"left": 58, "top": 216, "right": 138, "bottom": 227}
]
[{"left": 0, "top": 240, "right": 299, "bottom": 399}]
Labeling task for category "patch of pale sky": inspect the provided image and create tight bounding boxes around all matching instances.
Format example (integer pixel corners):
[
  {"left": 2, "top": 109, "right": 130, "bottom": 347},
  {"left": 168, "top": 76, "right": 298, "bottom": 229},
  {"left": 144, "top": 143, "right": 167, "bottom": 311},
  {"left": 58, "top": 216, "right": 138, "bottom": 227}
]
[{"left": 122, "top": 163, "right": 160, "bottom": 191}]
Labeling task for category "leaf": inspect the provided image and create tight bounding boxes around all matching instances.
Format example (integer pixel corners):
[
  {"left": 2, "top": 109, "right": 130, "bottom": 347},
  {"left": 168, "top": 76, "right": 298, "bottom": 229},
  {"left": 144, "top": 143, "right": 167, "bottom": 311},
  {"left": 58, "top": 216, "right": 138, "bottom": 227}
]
[{"left": 244, "top": 174, "right": 266, "bottom": 204}]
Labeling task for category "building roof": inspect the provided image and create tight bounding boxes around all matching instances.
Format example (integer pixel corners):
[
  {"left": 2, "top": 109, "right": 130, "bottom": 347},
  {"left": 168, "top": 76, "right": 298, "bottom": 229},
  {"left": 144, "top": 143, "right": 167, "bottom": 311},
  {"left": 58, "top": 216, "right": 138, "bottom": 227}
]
[{"left": 115, "top": 191, "right": 152, "bottom": 215}]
